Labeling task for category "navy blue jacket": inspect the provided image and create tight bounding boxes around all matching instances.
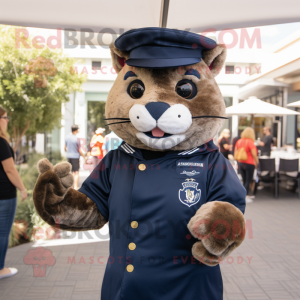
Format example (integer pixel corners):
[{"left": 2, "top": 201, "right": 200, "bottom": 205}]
[{"left": 79, "top": 140, "right": 246, "bottom": 300}]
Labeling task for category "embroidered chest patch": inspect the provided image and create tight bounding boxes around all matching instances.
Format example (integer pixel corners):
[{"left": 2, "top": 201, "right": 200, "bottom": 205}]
[
  {"left": 176, "top": 161, "right": 203, "bottom": 177},
  {"left": 178, "top": 179, "right": 201, "bottom": 207}
]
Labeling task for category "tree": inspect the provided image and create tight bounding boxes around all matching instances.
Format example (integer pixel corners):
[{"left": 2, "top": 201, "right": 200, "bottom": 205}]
[
  {"left": 24, "top": 56, "right": 58, "bottom": 88},
  {"left": 0, "top": 25, "right": 86, "bottom": 152}
]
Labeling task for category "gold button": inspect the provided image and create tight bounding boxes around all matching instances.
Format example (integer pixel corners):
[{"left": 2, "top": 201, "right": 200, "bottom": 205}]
[
  {"left": 128, "top": 243, "right": 136, "bottom": 250},
  {"left": 138, "top": 164, "right": 146, "bottom": 171},
  {"left": 131, "top": 221, "right": 138, "bottom": 228},
  {"left": 126, "top": 264, "right": 134, "bottom": 272}
]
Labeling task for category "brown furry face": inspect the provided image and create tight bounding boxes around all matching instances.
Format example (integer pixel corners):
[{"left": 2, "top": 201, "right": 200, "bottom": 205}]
[{"left": 105, "top": 60, "right": 225, "bottom": 151}]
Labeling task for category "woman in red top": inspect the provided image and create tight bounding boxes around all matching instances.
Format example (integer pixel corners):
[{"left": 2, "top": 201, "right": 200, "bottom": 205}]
[{"left": 235, "top": 127, "right": 259, "bottom": 201}]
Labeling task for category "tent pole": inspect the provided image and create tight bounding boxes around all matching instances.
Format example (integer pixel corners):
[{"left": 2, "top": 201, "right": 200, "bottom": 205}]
[
  {"left": 159, "top": 0, "right": 170, "bottom": 28},
  {"left": 251, "top": 114, "right": 254, "bottom": 128}
]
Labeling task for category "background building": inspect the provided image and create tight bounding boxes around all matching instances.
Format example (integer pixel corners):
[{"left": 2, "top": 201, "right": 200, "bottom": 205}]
[
  {"left": 60, "top": 41, "right": 117, "bottom": 155},
  {"left": 236, "top": 28, "right": 300, "bottom": 148},
  {"left": 42, "top": 27, "right": 300, "bottom": 156}
]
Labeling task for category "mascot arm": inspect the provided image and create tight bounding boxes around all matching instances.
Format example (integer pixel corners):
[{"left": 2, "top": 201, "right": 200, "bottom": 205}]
[
  {"left": 187, "top": 155, "right": 246, "bottom": 266},
  {"left": 33, "top": 159, "right": 107, "bottom": 232}
]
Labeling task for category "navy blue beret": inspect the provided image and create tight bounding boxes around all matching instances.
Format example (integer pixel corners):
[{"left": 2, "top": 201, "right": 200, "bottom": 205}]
[{"left": 114, "top": 27, "right": 217, "bottom": 69}]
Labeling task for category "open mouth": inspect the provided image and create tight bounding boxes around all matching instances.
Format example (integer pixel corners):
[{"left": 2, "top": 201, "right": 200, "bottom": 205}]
[
  {"left": 136, "top": 131, "right": 186, "bottom": 150},
  {"left": 144, "top": 127, "right": 172, "bottom": 139}
]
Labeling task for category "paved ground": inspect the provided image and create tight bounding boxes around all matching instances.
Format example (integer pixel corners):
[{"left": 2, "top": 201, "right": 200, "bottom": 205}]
[
  {"left": 1, "top": 178, "right": 300, "bottom": 300},
  {"left": 222, "top": 188, "right": 300, "bottom": 300}
]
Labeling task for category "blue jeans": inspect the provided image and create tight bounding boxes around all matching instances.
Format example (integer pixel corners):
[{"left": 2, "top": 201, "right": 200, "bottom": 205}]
[{"left": 0, "top": 197, "right": 17, "bottom": 269}]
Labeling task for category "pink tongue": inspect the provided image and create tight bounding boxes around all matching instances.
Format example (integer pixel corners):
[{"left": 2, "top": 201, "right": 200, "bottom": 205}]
[{"left": 151, "top": 127, "right": 165, "bottom": 137}]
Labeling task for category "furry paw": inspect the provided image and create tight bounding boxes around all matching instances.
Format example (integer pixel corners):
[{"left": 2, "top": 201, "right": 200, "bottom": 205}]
[
  {"left": 192, "top": 241, "right": 219, "bottom": 266},
  {"left": 34, "top": 159, "right": 107, "bottom": 231},
  {"left": 188, "top": 201, "right": 245, "bottom": 262},
  {"left": 38, "top": 158, "right": 53, "bottom": 174},
  {"left": 37, "top": 159, "right": 74, "bottom": 189},
  {"left": 53, "top": 162, "right": 73, "bottom": 189}
]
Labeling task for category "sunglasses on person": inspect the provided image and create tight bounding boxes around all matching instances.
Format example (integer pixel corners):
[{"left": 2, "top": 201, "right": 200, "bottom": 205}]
[{"left": 0, "top": 116, "right": 10, "bottom": 120}]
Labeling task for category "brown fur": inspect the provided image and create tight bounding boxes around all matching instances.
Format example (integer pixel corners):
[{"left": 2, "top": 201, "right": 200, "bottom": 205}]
[
  {"left": 105, "top": 44, "right": 226, "bottom": 151},
  {"left": 33, "top": 159, "right": 107, "bottom": 231},
  {"left": 110, "top": 42, "right": 130, "bottom": 73},
  {"left": 187, "top": 201, "right": 245, "bottom": 265},
  {"left": 191, "top": 241, "right": 219, "bottom": 266},
  {"left": 60, "top": 174, "right": 74, "bottom": 189},
  {"left": 202, "top": 45, "right": 227, "bottom": 77},
  {"left": 53, "top": 161, "right": 72, "bottom": 177},
  {"left": 149, "top": 68, "right": 177, "bottom": 87},
  {"left": 38, "top": 158, "right": 53, "bottom": 174}
]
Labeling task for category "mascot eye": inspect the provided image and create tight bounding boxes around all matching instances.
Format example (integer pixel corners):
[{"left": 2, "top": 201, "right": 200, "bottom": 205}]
[
  {"left": 177, "top": 83, "right": 192, "bottom": 98},
  {"left": 175, "top": 79, "right": 197, "bottom": 100},
  {"left": 127, "top": 80, "right": 145, "bottom": 99}
]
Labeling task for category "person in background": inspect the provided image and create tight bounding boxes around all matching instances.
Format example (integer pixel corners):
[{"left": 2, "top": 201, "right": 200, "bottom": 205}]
[
  {"left": 259, "top": 127, "right": 273, "bottom": 156},
  {"left": 235, "top": 127, "right": 259, "bottom": 203},
  {"left": 102, "top": 131, "right": 123, "bottom": 157},
  {"left": 0, "top": 106, "right": 27, "bottom": 280},
  {"left": 232, "top": 135, "right": 240, "bottom": 156},
  {"left": 90, "top": 127, "right": 105, "bottom": 169},
  {"left": 218, "top": 129, "right": 232, "bottom": 159},
  {"left": 65, "top": 125, "right": 85, "bottom": 190},
  {"left": 86, "top": 131, "right": 93, "bottom": 158}
]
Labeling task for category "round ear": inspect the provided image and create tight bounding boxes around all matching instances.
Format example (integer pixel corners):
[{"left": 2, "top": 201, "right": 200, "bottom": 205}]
[
  {"left": 109, "top": 42, "right": 130, "bottom": 73},
  {"left": 202, "top": 44, "right": 227, "bottom": 77}
]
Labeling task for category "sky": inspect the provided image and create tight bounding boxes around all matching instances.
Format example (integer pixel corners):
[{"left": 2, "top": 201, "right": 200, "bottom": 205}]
[
  {"left": 26, "top": 21, "right": 300, "bottom": 52},
  {"left": 215, "top": 22, "right": 300, "bottom": 51},
  {"left": 259, "top": 22, "right": 300, "bottom": 49}
]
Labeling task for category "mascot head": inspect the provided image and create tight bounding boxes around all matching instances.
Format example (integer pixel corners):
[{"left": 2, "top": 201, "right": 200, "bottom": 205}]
[{"left": 106, "top": 27, "right": 227, "bottom": 151}]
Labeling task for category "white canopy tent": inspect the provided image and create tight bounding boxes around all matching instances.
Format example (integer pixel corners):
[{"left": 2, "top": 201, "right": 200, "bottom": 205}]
[
  {"left": 287, "top": 100, "right": 300, "bottom": 108},
  {"left": 0, "top": 0, "right": 299, "bottom": 33},
  {"left": 226, "top": 96, "right": 300, "bottom": 117},
  {"left": 226, "top": 96, "right": 300, "bottom": 147}
]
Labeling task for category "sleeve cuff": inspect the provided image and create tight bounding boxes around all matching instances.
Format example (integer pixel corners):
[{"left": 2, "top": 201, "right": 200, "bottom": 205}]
[{"left": 78, "top": 187, "right": 109, "bottom": 220}]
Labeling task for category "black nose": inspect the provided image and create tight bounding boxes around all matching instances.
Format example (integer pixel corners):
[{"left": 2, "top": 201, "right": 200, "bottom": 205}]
[{"left": 145, "top": 102, "right": 170, "bottom": 121}]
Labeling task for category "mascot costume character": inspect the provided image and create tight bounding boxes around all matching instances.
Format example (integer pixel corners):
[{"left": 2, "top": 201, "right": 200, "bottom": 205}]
[{"left": 33, "top": 28, "right": 246, "bottom": 300}]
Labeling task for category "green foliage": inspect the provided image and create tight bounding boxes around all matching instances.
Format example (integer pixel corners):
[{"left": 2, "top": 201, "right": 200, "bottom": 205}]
[
  {"left": 17, "top": 153, "right": 44, "bottom": 190},
  {"left": 87, "top": 101, "right": 111, "bottom": 143},
  {"left": 0, "top": 25, "right": 86, "bottom": 151},
  {"left": 9, "top": 197, "right": 36, "bottom": 248},
  {"left": 49, "top": 150, "right": 66, "bottom": 166}
]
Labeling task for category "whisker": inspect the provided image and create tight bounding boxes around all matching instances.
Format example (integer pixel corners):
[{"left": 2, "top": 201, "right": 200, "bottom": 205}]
[
  {"left": 104, "top": 118, "right": 130, "bottom": 120},
  {"left": 105, "top": 121, "right": 132, "bottom": 126},
  {"left": 192, "top": 116, "right": 228, "bottom": 120}
]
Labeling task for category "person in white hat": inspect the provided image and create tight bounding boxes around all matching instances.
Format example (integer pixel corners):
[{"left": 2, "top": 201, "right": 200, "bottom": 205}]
[{"left": 90, "top": 127, "right": 105, "bottom": 169}]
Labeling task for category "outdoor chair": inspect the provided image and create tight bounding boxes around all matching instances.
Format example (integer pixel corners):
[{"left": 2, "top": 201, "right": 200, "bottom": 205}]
[
  {"left": 276, "top": 158, "right": 300, "bottom": 199},
  {"left": 258, "top": 158, "right": 277, "bottom": 198}
]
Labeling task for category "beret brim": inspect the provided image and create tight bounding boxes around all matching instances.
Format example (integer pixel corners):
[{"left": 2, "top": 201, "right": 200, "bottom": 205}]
[{"left": 125, "top": 58, "right": 202, "bottom": 69}]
